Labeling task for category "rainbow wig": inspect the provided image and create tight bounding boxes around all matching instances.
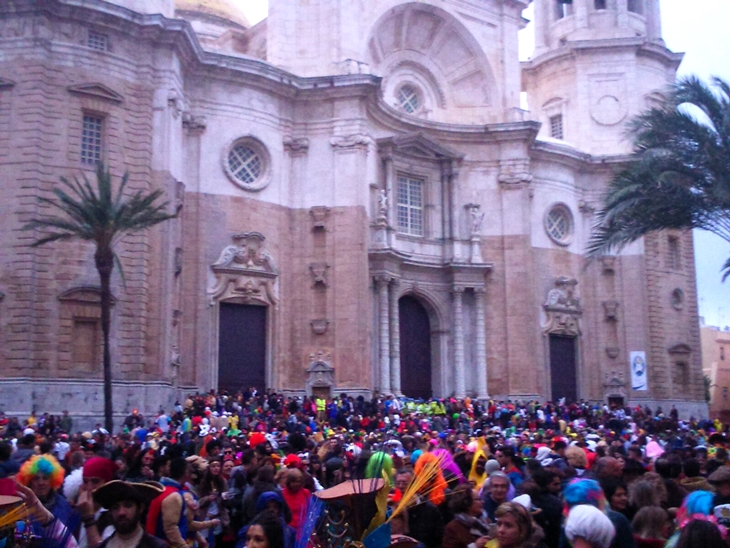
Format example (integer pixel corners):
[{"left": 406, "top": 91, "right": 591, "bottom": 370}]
[
  {"left": 365, "top": 452, "right": 393, "bottom": 481},
  {"left": 18, "top": 455, "right": 65, "bottom": 491}
]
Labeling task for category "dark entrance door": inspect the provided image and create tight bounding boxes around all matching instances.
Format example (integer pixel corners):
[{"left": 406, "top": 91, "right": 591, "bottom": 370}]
[
  {"left": 218, "top": 303, "right": 266, "bottom": 394},
  {"left": 549, "top": 334, "right": 577, "bottom": 403},
  {"left": 608, "top": 396, "right": 625, "bottom": 408},
  {"left": 399, "top": 295, "right": 432, "bottom": 399}
]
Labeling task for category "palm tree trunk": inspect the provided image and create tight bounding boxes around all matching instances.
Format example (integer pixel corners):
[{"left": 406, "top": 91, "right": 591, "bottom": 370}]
[{"left": 96, "top": 248, "right": 114, "bottom": 433}]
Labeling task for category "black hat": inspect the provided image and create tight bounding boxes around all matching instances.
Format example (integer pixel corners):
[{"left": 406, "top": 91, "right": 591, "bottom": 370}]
[{"left": 93, "top": 481, "right": 164, "bottom": 509}]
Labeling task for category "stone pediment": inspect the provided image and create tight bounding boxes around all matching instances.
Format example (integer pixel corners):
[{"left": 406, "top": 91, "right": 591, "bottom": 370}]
[
  {"left": 378, "top": 132, "right": 463, "bottom": 161},
  {"left": 58, "top": 286, "right": 117, "bottom": 305},
  {"left": 668, "top": 343, "right": 691, "bottom": 356},
  {"left": 208, "top": 232, "right": 278, "bottom": 305},
  {"left": 306, "top": 351, "right": 335, "bottom": 394},
  {"left": 67, "top": 83, "right": 123, "bottom": 103}
]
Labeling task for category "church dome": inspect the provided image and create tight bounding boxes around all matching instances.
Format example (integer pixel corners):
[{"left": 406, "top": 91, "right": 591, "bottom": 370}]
[{"left": 175, "top": 0, "right": 250, "bottom": 29}]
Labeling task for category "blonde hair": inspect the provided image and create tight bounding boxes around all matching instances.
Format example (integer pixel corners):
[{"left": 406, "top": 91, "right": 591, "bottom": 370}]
[{"left": 566, "top": 446, "right": 587, "bottom": 468}]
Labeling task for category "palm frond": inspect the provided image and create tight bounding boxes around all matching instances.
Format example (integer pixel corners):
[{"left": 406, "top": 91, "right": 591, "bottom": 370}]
[{"left": 588, "top": 75, "right": 730, "bottom": 277}]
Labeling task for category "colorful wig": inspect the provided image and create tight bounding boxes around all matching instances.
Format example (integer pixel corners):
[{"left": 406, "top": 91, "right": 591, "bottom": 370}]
[
  {"left": 432, "top": 448, "right": 466, "bottom": 485},
  {"left": 563, "top": 479, "right": 605, "bottom": 514},
  {"left": 17, "top": 455, "right": 65, "bottom": 491},
  {"left": 365, "top": 452, "right": 393, "bottom": 481},
  {"left": 414, "top": 452, "right": 447, "bottom": 506}
]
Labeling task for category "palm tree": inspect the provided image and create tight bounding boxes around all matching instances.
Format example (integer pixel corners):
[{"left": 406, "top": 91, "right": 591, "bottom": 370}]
[
  {"left": 25, "top": 163, "right": 177, "bottom": 432},
  {"left": 587, "top": 75, "right": 730, "bottom": 279}
]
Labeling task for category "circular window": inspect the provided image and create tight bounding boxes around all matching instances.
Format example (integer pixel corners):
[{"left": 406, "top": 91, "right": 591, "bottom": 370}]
[
  {"left": 224, "top": 138, "right": 270, "bottom": 191},
  {"left": 397, "top": 85, "right": 420, "bottom": 114},
  {"left": 545, "top": 204, "right": 574, "bottom": 245}
]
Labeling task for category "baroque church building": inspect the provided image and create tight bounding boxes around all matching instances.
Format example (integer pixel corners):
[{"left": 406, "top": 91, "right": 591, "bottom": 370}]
[{"left": 0, "top": 0, "right": 707, "bottom": 423}]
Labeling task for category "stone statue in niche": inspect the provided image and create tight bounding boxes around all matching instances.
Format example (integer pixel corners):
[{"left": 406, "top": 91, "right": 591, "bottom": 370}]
[
  {"left": 376, "top": 188, "right": 389, "bottom": 226},
  {"left": 467, "top": 205, "right": 485, "bottom": 237},
  {"left": 170, "top": 345, "right": 181, "bottom": 367}
]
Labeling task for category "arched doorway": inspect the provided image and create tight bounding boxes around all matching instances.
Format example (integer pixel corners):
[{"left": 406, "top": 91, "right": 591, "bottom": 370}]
[{"left": 399, "top": 295, "right": 432, "bottom": 398}]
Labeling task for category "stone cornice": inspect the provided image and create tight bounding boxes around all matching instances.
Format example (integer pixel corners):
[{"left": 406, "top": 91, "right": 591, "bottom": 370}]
[
  {"left": 530, "top": 139, "right": 635, "bottom": 170},
  {"left": 14, "top": 0, "right": 382, "bottom": 101},
  {"left": 522, "top": 38, "right": 683, "bottom": 74},
  {"left": 367, "top": 96, "right": 541, "bottom": 144}
]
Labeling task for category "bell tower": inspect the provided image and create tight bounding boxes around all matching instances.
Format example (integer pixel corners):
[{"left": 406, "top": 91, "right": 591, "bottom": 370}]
[{"left": 522, "top": 0, "right": 682, "bottom": 155}]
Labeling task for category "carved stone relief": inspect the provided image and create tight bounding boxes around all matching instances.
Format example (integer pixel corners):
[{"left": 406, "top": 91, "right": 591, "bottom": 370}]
[
  {"left": 182, "top": 112, "right": 207, "bottom": 133},
  {"left": 602, "top": 300, "right": 619, "bottom": 321},
  {"left": 498, "top": 158, "right": 532, "bottom": 187},
  {"left": 309, "top": 206, "right": 331, "bottom": 231},
  {"left": 309, "top": 262, "right": 330, "bottom": 287},
  {"left": 604, "top": 370, "right": 627, "bottom": 399},
  {"left": 305, "top": 351, "right": 335, "bottom": 396},
  {"left": 542, "top": 277, "right": 582, "bottom": 336},
  {"left": 283, "top": 136, "right": 310, "bottom": 154},
  {"left": 208, "top": 232, "right": 278, "bottom": 305},
  {"left": 600, "top": 256, "right": 616, "bottom": 274},
  {"left": 330, "top": 134, "right": 373, "bottom": 151},
  {"left": 311, "top": 319, "right": 329, "bottom": 335}
]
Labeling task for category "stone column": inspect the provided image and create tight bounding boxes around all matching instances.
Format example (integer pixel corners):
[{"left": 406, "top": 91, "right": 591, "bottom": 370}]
[
  {"left": 376, "top": 275, "right": 391, "bottom": 394},
  {"left": 389, "top": 278, "right": 401, "bottom": 395},
  {"left": 453, "top": 286, "right": 466, "bottom": 398},
  {"left": 475, "top": 287, "right": 489, "bottom": 399}
]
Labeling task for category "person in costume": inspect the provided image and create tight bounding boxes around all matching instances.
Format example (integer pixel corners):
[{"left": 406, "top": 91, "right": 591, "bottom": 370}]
[
  {"left": 92, "top": 481, "right": 166, "bottom": 548},
  {"left": 65, "top": 457, "right": 119, "bottom": 548},
  {"left": 17, "top": 455, "right": 75, "bottom": 528},
  {"left": 146, "top": 457, "right": 193, "bottom": 548}
]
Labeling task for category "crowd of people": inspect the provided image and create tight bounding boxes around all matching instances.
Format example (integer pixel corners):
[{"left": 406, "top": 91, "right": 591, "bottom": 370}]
[{"left": 0, "top": 390, "right": 728, "bottom": 548}]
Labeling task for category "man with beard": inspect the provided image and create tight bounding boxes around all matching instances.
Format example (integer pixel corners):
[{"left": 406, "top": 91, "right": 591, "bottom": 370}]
[{"left": 93, "top": 481, "right": 167, "bottom": 548}]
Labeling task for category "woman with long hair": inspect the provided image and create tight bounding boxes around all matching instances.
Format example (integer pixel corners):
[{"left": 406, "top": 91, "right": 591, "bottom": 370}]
[
  {"left": 241, "top": 510, "right": 285, "bottom": 548},
  {"left": 199, "top": 457, "right": 229, "bottom": 547}
]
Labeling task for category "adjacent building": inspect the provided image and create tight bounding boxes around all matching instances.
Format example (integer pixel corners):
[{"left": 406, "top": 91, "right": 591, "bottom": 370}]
[{"left": 701, "top": 324, "right": 730, "bottom": 421}]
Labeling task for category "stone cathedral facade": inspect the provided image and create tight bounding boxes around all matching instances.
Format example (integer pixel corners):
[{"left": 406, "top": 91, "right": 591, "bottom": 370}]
[{"left": 0, "top": 0, "right": 707, "bottom": 424}]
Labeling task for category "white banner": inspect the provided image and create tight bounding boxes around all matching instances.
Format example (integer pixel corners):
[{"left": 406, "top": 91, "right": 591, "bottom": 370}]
[{"left": 630, "top": 351, "right": 648, "bottom": 391}]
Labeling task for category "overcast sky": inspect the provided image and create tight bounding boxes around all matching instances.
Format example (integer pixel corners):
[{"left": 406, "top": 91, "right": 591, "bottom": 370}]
[{"left": 236, "top": 0, "right": 730, "bottom": 327}]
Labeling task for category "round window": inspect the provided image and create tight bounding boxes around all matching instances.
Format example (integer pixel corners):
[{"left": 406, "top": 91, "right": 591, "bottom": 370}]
[
  {"left": 545, "top": 204, "right": 574, "bottom": 245},
  {"left": 397, "top": 85, "right": 420, "bottom": 114},
  {"left": 224, "top": 138, "right": 270, "bottom": 191}
]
